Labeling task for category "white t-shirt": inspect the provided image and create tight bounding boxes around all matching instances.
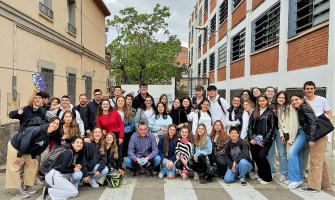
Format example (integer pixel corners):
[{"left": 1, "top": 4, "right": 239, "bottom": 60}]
[
  {"left": 144, "top": 108, "right": 154, "bottom": 122},
  {"left": 305, "top": 96, "right": 330, "bottom": 116},
  {"left": 109, "top": 98, "right": 116, "bottom": 108},
  {"left": 117, "top": 110, "right": 125, "bottom": 122}
]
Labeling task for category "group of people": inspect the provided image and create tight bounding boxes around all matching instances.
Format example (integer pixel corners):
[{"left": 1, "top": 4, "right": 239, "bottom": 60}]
[{"left": 5, "top": 81, "right": 332, "bottom": 199}]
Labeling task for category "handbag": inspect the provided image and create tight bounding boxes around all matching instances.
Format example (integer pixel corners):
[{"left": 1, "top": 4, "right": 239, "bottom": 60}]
[
  {"left": 206, "top": 163, "right": 218, "bottom": 177},
  {"left": 302, "top": 114, "right": 334, "bottom": 141}
]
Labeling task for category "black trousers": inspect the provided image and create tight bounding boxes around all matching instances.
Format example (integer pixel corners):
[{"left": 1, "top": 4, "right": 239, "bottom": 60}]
[
  {"left": 122, "top": 131, "right": 134, "bottom": 158},
  {"left": 250, "top": 140, "right": 273, "bottom": 182},
  {"left": 187, "top": 155, "right": 208, "bottom": 174},
  {"left": 209, "top": 153, "right": 227, "bottom": 178},
  {"left": 114, "top": 132, "right": 123, "bottom": 170},
  {"left": 175, "top": 160, "right": 185, "bottom": 171}
]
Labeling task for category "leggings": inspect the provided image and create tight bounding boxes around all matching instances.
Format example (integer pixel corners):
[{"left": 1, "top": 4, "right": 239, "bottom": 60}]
[
  {"left": 45, "top": 169, "right": 78, "bottom": 200},
  {"left": 187, "top": 155, "right": 208, "bottom": 174},
  {"left": 250, "top": 141, "right": 273, "bottom": 182}
]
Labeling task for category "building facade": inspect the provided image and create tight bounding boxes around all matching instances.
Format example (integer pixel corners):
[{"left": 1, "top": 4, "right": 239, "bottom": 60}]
[
  {"left": 188, "top": 0, "right": 335, "bottom": 112},
  {"left": 0, "top": 0, "right": 111, "bottom": 122}
]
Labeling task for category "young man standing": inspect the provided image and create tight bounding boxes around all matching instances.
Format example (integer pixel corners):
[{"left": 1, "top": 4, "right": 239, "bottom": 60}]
[
  {"left": 126, "top": 93, "right": 136, "bottom": 116},
  {"left": 85, "top": 89, "right": 103, "bottom": 136},
  {"left": 207, "top": 85, "right": 230, "bottom": 126},
  {"left": 74, "top": 94, "right": 88, "bottom": 121},
  {"left": 192, "top": 85, "right": 205, "bottom": 111},
  {"left": 27, "top": 87, "right": 59, "bottom": 115},
  {"left": 132, "top": 83, "right": 150, "bottom": 111},
  {"left": 109, "top": 86, "right": 123, "bottom": 108}
]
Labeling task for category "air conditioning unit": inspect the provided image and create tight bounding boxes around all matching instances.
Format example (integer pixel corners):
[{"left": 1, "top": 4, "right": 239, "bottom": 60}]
[{"left": 107, "top": 76, "right": 116, "bottom": 87}]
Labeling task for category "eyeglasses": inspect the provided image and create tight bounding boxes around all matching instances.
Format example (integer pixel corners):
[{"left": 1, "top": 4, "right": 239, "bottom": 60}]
[
  {"left": 140, "top": 87, "right": 148, "bottom": 90},
  {"left": 94, "top": 94, "right": 102, "bottom": 96},
  {"left": 145, "top": 100, "right": 152, "bottom": 103},
  {"left": 242, "top": 94, "right": 249, "bottom": 97}
]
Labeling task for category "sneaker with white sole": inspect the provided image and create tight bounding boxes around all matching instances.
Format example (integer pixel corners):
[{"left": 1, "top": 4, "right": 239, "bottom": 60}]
[
  {"left": 194, "top": 172, "right": 199, "bottom": 180},
  {"left": 271, "top": 172, "right": 277, "bottom": 178},
  {"left": 88, "top": 178, "right": 99, "bottom": 188},
  {"left": 35, "top": 177, "right": 44, "bottom": 185},
  {"left": 299, "top": 187, "right": 318, "bottom": 193},
  {"left": 279, "top": 175, "right": 287, "bottom": 182},
  {"left": 284, "top": 180, "right": 292, "bottom": 185},
  {"left": 23, "top": 185, "right": 36, "bottom": 194},
  {"left": 288, "top": 181, "right": 303, "bottom": 189},
  {"left": 260, "top": 180, "right": 273, "bottom": 184},
  {"left": 16, "top": 187, "right": 29, "bottom": 198},
  {"left": 248, "top": 172, "right": 256, "bottom": 180},
  {"left": 79, "top": 179, "right": 84, "bottom": 186},
  {"left": 254, "top": 172, "right": 260, "bottom": 179},
  {"left": 158, "top": 172, "right": 164, "bottom": 178},
  {"left": 73, "top": 181, "right": 80, "bottom": 189},
  {"left": 240, "top": 178, "right": 247, "bottom": 186},
  {"left": 42, "top": 187, "right": 49, "bottom": 200},
  {"left": 257, "top": 178, "right": 262, "bottom": 182}
]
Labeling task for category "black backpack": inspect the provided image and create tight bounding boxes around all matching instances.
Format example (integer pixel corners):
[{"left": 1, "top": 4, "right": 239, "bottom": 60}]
[
  {"left": 197, "top": 111, "right": 212, "bottom": 125},
  {"left": 18, "top": 117, "right": 47, "bottom": 133},
  {"left": 216, "top": 96, "right": 227, "bottom": 116},
  {"left": 40, "top": 147, "right": 68, "bottom": 174},
  {"left": 56, "top": 108, "right": 77, "bottom": 119}
]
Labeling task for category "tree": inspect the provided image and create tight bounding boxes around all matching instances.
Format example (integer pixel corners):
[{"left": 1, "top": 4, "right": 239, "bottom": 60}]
[{"left": 106, "top": 4, "right": 188, "bottom": 85}]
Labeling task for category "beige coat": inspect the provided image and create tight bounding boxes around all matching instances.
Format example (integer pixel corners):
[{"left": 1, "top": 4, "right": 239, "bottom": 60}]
[{"left": 277, "top": 104, "right": 300, "bottom": 144}]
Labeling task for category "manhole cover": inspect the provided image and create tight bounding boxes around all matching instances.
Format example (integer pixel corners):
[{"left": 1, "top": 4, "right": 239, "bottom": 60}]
[{"left": 0, "top": 169, "right": 6, "bottom": 173}]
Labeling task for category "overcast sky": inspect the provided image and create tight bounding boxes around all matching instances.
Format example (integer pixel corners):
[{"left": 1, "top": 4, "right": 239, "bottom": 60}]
[{"left": 104, "top": 0, "right": 196, "bottom": 48}]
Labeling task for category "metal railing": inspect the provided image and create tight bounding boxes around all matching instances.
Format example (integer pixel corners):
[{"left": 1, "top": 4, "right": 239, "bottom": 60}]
[
  {"left": 39, "top": 2, "right": 53, "bottom": 20},
  {"left": 68, "top": 23, "right": 77, "bottom": 35}
]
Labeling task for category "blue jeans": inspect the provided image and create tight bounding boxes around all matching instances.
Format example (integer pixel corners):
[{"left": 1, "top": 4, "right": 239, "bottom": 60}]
[
  {"left": 72, "top": 171, "right": 83, "bottom": 184},
  {"left": 224, "top": 159, "right": 252, "bottom": 183},
  {"left": 288, "top": 128, "right": 308, "bottom": 182},
  {"left": 160, "top": 159, "right": 175, "bottom": 176},
  {"left": 267, "top": 128, "right": 288, "bottom": 175},
  {"left": 125, "top": 155, "right": 161, "bottom": 171},
  {"left": 84, "top": 164, "right": 109, "bottom": 181}
]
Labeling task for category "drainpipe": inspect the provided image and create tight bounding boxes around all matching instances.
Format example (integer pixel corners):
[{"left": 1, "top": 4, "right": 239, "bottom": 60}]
[
  {"left": 80, "top": 0, "right": 83, "bottom": 78},
  {"left": 12, "top": 23, "right": 17, "bottom": 100}
]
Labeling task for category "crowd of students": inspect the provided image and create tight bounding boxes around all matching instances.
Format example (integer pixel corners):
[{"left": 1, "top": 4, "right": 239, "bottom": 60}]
[{"left": 5, "top": 81, "right": 333, "bottom": 199}]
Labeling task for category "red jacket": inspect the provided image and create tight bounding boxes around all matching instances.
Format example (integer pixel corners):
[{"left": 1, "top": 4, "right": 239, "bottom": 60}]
[{"left": 96, "top": 110, "right": 125, "bottom": 139}]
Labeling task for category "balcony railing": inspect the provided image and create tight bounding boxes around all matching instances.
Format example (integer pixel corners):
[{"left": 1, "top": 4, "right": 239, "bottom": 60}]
[
  {"left": 39, "top": 2, "right": 53, "bottom": 20},
  {"left": 68, "top": 23, "right": 77, "bottom": 35}
]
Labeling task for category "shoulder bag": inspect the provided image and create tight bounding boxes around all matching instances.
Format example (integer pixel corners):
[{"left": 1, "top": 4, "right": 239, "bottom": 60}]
[{"left": 302, "top": 114, "right": 334, "bottom": 141}]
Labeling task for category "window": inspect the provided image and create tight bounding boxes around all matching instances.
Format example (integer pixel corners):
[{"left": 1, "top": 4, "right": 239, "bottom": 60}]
[
  {"left": 85, "top": 76, "right": 92, "bottom": 101},
  {"left": 203, "top": 58, "right": 207, "bottom": 74},
  {"left": 203, "top": 26, "right": 208, "bottom": 43},
  {"left": 210, "top": 15, "right": 216, "bottom": 35},
  {"left": 67, "top": 73, "right": 76, "bottom": 105},
  {"left": 67, "top": 0, "right": 76, "bottom": 35},
  {"left": 198, "top": 62, "right": 201, "bottom": 76},
  {"left": 39, "top": 0, "right": 53, "bottom": 20},
  {"left": 219, "top": 0, "right": 228, "bottom": 25},
  {"left": 219, "top": 43, "right": 227, "bottom": 67},
  {"left": 204, "top": 0, "right": 209, "bottom": 12},
  {"left": 209, "top": 53, "right": 215, "bottom": 71},
  {"left": 252, "top": 2, "right": 280, "bottom": 52},
  {"left": 191, "top": 47, "right": 193, "bottom": 59},
  {"left": 233, "top": 0, "right": 242, "bottom": 10},
  {"left": 231, "top": 28, "right": 245, "bottom": 61},
  {"left": 189, "top": 31, "right": 191, "bottom": 43},
  {"left": 40, "top": 68, "right": 54, "bottom": 97},
  {"left": 199, "top": 7, "right": 202, "bottom": 24},
  {"left": 288, "top": 0, "right": 330, "bottom": 38},
  {"left": 191, "top": 25, "right": 194, "bottom": 38},
  {"left": 198, "top": 35, "right": 202, "bottom": 50},
  {"left": 188, "top": 51, "right": 191, "bottom": 62}
]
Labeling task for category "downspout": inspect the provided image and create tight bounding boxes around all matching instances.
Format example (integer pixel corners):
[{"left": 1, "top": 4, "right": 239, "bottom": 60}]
[{"left": 80, "top": 0, "right": 83, "bottom": 78}]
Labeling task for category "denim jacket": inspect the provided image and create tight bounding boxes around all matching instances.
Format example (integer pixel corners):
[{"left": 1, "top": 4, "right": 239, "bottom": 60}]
[
  {"left": 194, "top": 136, "right": 212, "bottom": 158},
  {"left": 124, "top": 118, "right": 134, "bottom": 133}
]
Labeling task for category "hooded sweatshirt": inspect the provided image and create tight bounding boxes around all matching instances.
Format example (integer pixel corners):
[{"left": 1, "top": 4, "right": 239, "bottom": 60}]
[
  {"left": 208, "top": 94, "right": 230, "bottom": 126},
  {"left": 46, "top": 104, "right": 84, "bottom": 135}
]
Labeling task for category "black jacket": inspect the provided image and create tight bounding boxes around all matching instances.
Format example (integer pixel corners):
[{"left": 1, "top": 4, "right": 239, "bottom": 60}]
[
  {"left": 84, "top": 141, "right": 107, "bottom": 173},
  {"left": 106, "top": 147, "right": 117, "bottom": 170},
  {"left": 225, "top": 139, "right": 251, "bottom": 169},
  {"left": 227, "top": 106, "right": 244, "bottom": 130},
  {"left": 169, "top": 109, "right": 188, "bottom": 126},
  {"left": 132, "top": 92, "right": 150, "bottom": 111},
  {"left": 53, "top": 149, "right": 87, "bottom": 175},
  {"left": 11, "top": 124, "right": 59, "bottom": 159},
  {"left": 247, "top": 107, "right": 275, "bottom": 146},
  {"left": 268, "top": 98, "right": 279, "bottom": 129},
  {"left": 84, "top": 100, "right": 100, "bottom": 131},
  {"left": 9, "top": 106, "right": 45, "bottom": 125},
  {"left": 297, "top": 105, "right": 317, "bottom": 142}
]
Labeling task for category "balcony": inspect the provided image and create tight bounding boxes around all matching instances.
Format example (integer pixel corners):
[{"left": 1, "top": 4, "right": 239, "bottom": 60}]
[
  {"left": 39, "top": 2, "right": 53, "bottom": 20},
  {"left": 68, "top": 23, "right": 77, "bottom": 36}
]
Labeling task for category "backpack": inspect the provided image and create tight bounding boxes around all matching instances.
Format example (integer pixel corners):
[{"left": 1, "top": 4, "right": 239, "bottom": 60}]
[
  {"left": 216, "top": 96, "right": 227, "bottom": 116},
  {"left": 40, "top": 147, "right": 67, "bottom": 174},
  {"left": 18, "top": 117, "right": 47, "bottom": 133},
  {"left": 56, "top": 108, "right": 77, "bottom": 119}
]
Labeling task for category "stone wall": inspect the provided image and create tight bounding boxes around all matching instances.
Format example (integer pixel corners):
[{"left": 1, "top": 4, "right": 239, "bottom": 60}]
[{"left": 0, "top": 119, "right": 20, "bottom": 165}]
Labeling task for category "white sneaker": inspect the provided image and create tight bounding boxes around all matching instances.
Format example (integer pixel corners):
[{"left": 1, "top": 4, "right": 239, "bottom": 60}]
[
  {"left": 279, "top": 175, "right": 287, "bottom": 182},
  {"left": 260, "top": 180, "right": 273, "bottom": 184},
  {"left": 284, "top": 180, "right": 292, "bottom": 185},
  {"left": 248, "top": 172, "right": 256, "bottom": 180},
  {"left": 23, "top": 185, "right": 36, "bottom": 194},
  {"left": 254, "top": 172, "right": 260, "bottom": 179},
  {"left": 73, "top": 181, "right": 80, "bottom": 189},
  {"left": 271, "top": 172, "right": 277, "bottom": 178},
  {"left": 35, "top": 177, "right": 44, "bottom": 185},
  {"left": 158, "top": 172, "right": 164, "bottom": 178},
  {"left": 257, "top": 178, "right": 262, "bottom": 182},
  {"left": 288, "top": 181, "right": 303, "bottom": 190},
  {"left": 88, "top": 178, "right": 99, "bottom": 188},
  {"left": 194, "top": 172, "right": 199, "bottom": 180},
  {"left": 16, "top": 187, "right": 29, "bottom": 198}
]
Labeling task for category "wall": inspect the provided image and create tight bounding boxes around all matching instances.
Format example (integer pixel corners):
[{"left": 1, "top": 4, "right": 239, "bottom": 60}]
[
  {"left": 250, "top": 45, "right": 279, "bottom": 75},
  {"left": 232, "top": 0, "right": 246, "bottom": 28},
  {"left": 217, "top": 66, "right": 226, "bottom": 81},
  {"left": 0, "top": 120, "right": 19, "bottom": 165},
  {"left": 230, "top": 58, "right": 244, "bottom": 79}
]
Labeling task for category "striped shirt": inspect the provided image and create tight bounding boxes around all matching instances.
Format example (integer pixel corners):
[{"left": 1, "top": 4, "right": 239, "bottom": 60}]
[
  {"left": 128, "top": 132, "right": 158, "bottom": 162},
  {"left": 175, "top": 138, "right": 194, "bottom": 161}
]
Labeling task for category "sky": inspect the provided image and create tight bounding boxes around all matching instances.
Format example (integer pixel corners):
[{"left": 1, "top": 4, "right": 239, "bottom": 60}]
[{"left": 103, "top": 0, "right": 197, "bottom": 48}]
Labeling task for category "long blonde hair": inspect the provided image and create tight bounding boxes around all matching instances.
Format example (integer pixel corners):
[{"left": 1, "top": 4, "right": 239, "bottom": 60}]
[
  {"left": 61, "top": 110, "right": 80, "bottom": 139},
  {"left": 105, "top": 132, "right": 118, "bottom": 159},
  {"left": 114, "top": 96, "right": 133, "bottom": 122},
  {"left": 195, "top": 124, "right": 208, "bottom": 148}
]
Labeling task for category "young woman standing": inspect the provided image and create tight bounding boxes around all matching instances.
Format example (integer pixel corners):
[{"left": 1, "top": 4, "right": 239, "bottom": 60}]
[
  {"left": 135, "top": 95, "right": 157, "bottom": 131},
  {"left": 291, "top": 94, "right": 331, "bottom": 193},
  {"left": 182, "top": 97, "right": 195, "bottom": 129},
  {"left": 247, "top": 94, "right": 275, "bottom": 184},
  {"left": 209, "top": 120, "right": 230, "bottom": 178},
  {"left": 241, "top": 90, "right": 252, "bottom": 102},
  {"left": 158, "top": 124, "right": 178, "bottom": 179},
  {"left": 149, "top": 102, "right": 173, "bottom": 140},
  {"left": 192, "top": 99, "right": 212, "bottom": 135},
  {"left": 42, "top": 137, "right": 88, "bottom": 200},
  {"left": 175, "top": 126, "right": 194, "bottom": 181},
  {"left": 188, "top": 124, "right": 213, "bottom": 184},
  {"left": 251, "top": 87, "right": 262, "bottom": 104},
  {"left": 169, "top": 98, "right": 188, "bottom": 132},
  {"left": 159, "top": 94, "right": 171, "bottom": 113}
]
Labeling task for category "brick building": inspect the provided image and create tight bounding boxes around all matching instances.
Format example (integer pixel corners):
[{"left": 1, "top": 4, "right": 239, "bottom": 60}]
[{"left": 187, "top": 0, "right": 335, "bottom": 111}]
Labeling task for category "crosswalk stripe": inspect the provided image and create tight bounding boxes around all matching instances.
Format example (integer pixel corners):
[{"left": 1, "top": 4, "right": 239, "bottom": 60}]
[
  {"left": 163, "top": 177, "right": 198, "bottom": 200},
  {"left": 216, "top": 177, "right": 268, "bottom": 200},
  {"left": 99, "top": 174, "right": 138, "bottom": 200}
]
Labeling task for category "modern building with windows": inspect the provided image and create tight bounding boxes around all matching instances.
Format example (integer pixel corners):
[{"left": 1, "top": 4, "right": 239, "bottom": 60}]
[
  {"left": 188, "top": 0, "right": 335, "bottom": 112},
  {"left": 0, "top": 0, "right": 111, "bottom": 122}
]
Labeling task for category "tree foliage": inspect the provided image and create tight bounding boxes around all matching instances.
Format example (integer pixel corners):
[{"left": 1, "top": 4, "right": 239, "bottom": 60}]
[{"left": 106, "top": 4, "right": 188, "bottom": 85}]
